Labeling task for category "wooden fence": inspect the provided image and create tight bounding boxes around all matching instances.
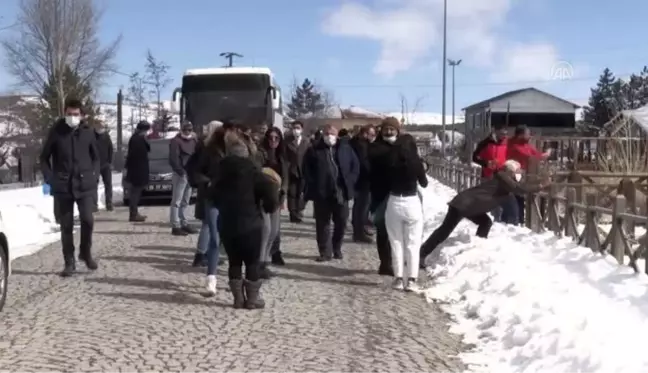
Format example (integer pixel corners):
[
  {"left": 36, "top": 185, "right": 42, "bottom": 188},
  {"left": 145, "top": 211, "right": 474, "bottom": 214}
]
[{"left": 427, "top": 157, "right": 648, "bottom": 275}]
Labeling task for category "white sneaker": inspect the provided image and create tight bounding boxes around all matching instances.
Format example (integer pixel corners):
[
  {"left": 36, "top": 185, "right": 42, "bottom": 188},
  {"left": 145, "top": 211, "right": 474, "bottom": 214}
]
[
  {"left": 205, "top": 275, "right": 217, "bottom": 296},
  {"left": 405, "top": 278, "right": 420, "bottom": 292},
  {"left": 392, "top": 278, "right": 404, "bottom": 290}
]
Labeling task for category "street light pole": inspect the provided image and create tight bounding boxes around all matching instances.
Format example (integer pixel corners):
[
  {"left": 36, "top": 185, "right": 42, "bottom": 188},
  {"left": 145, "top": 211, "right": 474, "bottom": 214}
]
[
  {"left": 448, "top": 59, "right": 461, "bottom": 158},
  {"left": 441, "top": 0, "right": 448, "bottom": 157}
]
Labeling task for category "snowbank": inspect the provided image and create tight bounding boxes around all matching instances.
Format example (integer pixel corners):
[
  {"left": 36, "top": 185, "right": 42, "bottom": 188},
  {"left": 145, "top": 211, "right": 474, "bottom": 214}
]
[
  {"left": 420, "top": 178, "right": 648, "bottom": 373},
  {"left": 1, "top": 174, "right": 122, "bottom": 260}
]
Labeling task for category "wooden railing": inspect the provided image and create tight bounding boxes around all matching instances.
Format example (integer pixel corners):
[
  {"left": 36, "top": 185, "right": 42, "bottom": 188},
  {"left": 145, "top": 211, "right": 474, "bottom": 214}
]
[{"left": 427, "top": 157, "right": 648, "bottom": 275}]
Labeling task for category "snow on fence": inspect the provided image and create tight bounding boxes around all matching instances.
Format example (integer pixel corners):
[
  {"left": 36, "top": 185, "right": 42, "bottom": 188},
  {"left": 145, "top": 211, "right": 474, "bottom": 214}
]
[{"left": 427, "top": 156, "right": 648, "bottom": 275}]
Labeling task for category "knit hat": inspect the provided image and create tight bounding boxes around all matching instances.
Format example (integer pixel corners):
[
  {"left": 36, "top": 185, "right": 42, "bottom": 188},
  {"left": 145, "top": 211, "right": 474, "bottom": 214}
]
[
  {"left": 381, "top": 116, "right": 401, "bottom": 131},
  {"left": 262, "top": 167, "right": 282, "bottom": 186},
  {"left": 136, "top": 120, "right": 151, "bottom": 131}
]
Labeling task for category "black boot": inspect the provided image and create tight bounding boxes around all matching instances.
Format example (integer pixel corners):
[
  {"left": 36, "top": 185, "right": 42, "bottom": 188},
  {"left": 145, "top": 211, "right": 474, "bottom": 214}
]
[
  {"left": 228, "top": 279, "right": 246, "bottom": 309},
  {"left": 244, "top": 280, "right": 265, "bottom": 309},
  {"left": 378, "top": 263, "right": 394, "bottom": 276},
  {"left": 129, "top": 214, "right": 146, "bottom": 222},
  {"left": 171, "top": 227, "right": 188, "bottom": 236},
  {"left": 271, "top": 252, "right": 285, "bottom": 266},
  {"left": 60, "top": 262, "right": 76, "bottom": 277},
  {"left": 106, "top": 204, "right": 114, "bottom": 211},
  {"left": 78, "top": 252, "right": 98, "bottom": 270},
  {"left": 192, "top": 253, "right": 207, "bottom": 267},
  {"left": 259, "top": 263, "right": 274, "bottom": 279}
]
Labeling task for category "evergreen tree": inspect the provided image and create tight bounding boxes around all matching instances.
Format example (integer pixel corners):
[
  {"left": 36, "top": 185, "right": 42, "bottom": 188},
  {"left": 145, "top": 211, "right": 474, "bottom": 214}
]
[
  {"left": 287, "top": 78, "right": 326, "bottom": 119},
  {"left": 582, "top": 68, "right": 618, "bottom": 128}
]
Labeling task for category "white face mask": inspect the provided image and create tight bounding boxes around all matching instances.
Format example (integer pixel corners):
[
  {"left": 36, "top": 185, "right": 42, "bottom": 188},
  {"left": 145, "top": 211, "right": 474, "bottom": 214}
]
[
  {"left": 293, "top": 129, "right": 302, "bottom": 137},
  {"left": 514, "top": 173, "right": 522, "bottom": 181},
  {"left": 65, "top": 115, "right": 81, "bottom": 127},
  {"left": 324, "top": 134, "right": 337, "bottom": 146},
  {"left": 384, "top": 135, "right": 396, "bottom": 144}
]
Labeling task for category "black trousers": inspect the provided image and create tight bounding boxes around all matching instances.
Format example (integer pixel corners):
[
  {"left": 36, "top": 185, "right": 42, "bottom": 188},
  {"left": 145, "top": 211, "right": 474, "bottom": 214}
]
[
  {"left": 515, "top": 195, "right": 525, "bottom": 225},
  {"left": 313, "top": 199, "right": 349, "bottom": 257},
  {"left": 420, "top": 206, "right": 492, "bottom": 259},
  {"left": 287, "top": 177, "right": 304, "bottom": 220},
  {"left": 129, "top": 185, "right": 144, "bottom": 217},
  {"left": 221, "top": 226, "right": 262, "bottom": 281},
  {"left": 93, "top": 167, "right": 113, "bottom": 207},
  {"left": 375, "top": 220, "right": 391, "bottom": 269},
  {"left": 351, "top": 189, "right": 371, "bottom": 237},
  {"left": 56, "top": 195, "right": 94, "bottom": 265}
]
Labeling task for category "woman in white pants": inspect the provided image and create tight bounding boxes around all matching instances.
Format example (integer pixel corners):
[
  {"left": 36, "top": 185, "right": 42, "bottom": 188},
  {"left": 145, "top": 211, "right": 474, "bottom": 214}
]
[{"left": 384, "top": 134, "right": 428, "bottom": 291}]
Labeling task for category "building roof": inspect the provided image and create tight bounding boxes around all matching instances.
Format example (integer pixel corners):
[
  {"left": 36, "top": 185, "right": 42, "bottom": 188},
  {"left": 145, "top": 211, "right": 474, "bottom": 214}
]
[{"left": 462, "top": 87, "right": 581, "bottom": 111}]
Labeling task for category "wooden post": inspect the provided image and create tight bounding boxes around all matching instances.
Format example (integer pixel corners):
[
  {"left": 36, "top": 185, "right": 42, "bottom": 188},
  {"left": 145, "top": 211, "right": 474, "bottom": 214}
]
[
  {"left": 547, "top": 184, "right": 561, "bottom": 234},
  {"left": 583, "top": 193, "right": 599, "bottom": 252},
  {"left": 609, "top": 195, "right": 626, "bottom": 263},
  {"left": 525, "top": 157, "right": 540, "bottom": 229},
  {"left": 564, "top": 187, "right": 577, "bottom": 238}
]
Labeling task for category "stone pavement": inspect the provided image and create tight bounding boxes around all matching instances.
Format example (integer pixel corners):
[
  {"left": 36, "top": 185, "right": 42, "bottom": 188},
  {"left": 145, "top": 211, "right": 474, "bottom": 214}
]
[{"left": 0, "top": 204, "right": 466, "bottom": 372}]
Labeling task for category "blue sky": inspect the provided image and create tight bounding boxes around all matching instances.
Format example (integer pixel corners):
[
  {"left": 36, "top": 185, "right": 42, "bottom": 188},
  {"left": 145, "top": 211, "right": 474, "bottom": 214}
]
[{"left": 1, "top": 0, "right": 647, "bottom": 114}]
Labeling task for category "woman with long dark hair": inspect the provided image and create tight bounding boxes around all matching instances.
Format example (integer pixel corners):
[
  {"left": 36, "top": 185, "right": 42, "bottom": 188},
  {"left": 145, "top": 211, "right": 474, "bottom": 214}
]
[
  {"left": 258, "top": 127, "right": 288, "bottom": 278},
  {"left": 384, "top": 134, "right": 428, "bottom": 292}
]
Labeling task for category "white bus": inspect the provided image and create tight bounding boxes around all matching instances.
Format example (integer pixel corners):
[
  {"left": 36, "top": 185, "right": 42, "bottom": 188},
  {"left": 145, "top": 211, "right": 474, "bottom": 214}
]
[{"left": 172, "top": 66, "right": 284, "bottom": 134}]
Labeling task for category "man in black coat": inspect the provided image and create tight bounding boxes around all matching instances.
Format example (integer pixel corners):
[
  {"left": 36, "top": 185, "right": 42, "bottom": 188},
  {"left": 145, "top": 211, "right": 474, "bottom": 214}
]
[
  {"left": 284, "top": 120, "right": 310, "bottom": 223},
  {"left": 350, "top": 124, "right": 376, "bottom": 243},
  {"left": 39, "top": 99, "right": 100, "bottom": 277},
  {"left": 303, "top": 124, "right": 360, "bottom": 261},
  {"left": 93, "top": 123, "right": 114, "bottom": 211},
  {"left": 125, "top": 121, "right": 151, "bottom": 222},
  {"left": 419, "top": 160, "right": 549, "bottom": 266},
  {"left": 368, "top": 117, "right": 401, "bottom": 276}
]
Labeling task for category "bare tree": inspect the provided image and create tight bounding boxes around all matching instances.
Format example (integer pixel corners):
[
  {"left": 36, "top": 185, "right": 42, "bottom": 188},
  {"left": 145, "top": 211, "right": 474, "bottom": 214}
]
[
  {"left": 1, "top": 0, "right": 121, "bottom": 116},
  {"left": 127, "top": 72, "right": 147, "bottom": 121},
  {"left": 145, "top": 50, "right": 172, "bottom": 118},
  {"left": 398, "top": 93, "right": 426, "bottom": 124}
]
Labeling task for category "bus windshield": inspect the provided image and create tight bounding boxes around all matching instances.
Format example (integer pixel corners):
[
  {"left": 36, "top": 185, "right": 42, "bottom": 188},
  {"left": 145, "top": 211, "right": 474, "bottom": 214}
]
[{"left": 182, "top": 73, "right": 270, "bottom": 126}]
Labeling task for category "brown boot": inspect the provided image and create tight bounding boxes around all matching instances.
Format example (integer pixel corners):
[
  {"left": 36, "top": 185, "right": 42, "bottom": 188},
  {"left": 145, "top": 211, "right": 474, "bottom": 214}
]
[{"left": 243, "top": 280, "right": 265, "bottom": 309}]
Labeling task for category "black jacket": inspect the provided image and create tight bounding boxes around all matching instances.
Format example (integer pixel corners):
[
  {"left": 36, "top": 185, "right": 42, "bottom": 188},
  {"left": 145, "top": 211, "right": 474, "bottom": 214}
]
[
  {"left": 350, "top": 136, "right": 371, "bottom": 191},
  {"left": 125, "top": 132, "right": 150, "bottom": 187},
  {"left": 209, "top": 155, "right": 278, "bottom": 233},
  {"left": 95, "top": 131, "right": 114, "bottom": 168},
  {"left": 191, "top": 141, "right": 224, "bottom": 220},
  {"left": 39, "top": 119, "right": 100, "bottom": 199},
  {"left": 303, "top": 137, "right": 360, "bottom": 202},
  {"left": 368, "top": 137, "right": 395, "bottom": 211},
  {"left": 449, "top": 170, "right": 542, "bottom": 217},
  {"left": 284, "top": 134, "right": 310, "bottom": 180}
]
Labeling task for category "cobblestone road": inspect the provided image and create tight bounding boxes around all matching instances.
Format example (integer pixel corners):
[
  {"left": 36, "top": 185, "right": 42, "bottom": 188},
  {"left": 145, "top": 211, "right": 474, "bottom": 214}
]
[{"left": 0, "top": 203, "right": 466, "bottom": 372}]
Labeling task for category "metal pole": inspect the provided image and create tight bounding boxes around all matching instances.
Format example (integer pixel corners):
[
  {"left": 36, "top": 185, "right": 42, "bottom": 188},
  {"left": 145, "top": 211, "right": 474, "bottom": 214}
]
[
  {"left": 451, "top": 63, "right": 455, "bottom": 156},
  {"left": 441, "top": 0, "right": 447, "bottom": 157}
]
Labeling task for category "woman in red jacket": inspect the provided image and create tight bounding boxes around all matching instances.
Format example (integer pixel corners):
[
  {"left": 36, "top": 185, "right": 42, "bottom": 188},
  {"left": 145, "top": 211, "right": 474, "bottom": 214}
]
[{"left": 506, "top": 125, "right": 550, "bottom": 224}]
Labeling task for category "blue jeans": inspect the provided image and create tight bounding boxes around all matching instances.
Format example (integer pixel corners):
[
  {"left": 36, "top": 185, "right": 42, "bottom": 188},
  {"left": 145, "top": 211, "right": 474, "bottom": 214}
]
[
  {"left": 197, "top": 202, "right": 220, "bottom": 275},
  {"left": 170, "top": 173, "right": 192, "bottom": 228},
  {"left": 500, "top": 195, "right": 519, "bottom": 225}
]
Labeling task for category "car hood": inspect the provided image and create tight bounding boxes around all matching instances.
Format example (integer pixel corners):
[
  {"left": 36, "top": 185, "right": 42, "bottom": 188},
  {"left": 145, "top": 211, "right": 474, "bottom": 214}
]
[{"left": 149, "top": 159, "right": 172, "bottom": 175}]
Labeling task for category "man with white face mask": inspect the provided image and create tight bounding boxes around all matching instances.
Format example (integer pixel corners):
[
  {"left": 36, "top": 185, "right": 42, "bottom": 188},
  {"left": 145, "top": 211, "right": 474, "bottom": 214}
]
[
  {"left": 284, "top": 120, "right": 310, "bottom": 224},
  {"left": 39, "top": 98, "right": 100, "bottom": 277},
  {"left": 303, "top": 124, "right": 360, "bottom": 261},
  {"left": 168, "top": 121, "right": 198, "bottom": 236}
]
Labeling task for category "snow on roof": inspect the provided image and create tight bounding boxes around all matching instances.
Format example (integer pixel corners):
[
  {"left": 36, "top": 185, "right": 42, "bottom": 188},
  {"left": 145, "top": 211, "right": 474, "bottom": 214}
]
[
  {"left": 383, "top": 112, "right": 465, "bottom": 126},
  {"left": 183, "top": 66, "right": 273, "bottom": 76}
]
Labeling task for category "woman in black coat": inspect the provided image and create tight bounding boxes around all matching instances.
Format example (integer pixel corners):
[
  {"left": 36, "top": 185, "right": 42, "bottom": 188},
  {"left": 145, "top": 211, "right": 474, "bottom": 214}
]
[
  {"left": 419, "top": 160, "right": 549, "bottom": 266},
  {"left": 125, "top": 121, "right": 151, "bottom": 222},
  {"left": 210, "top": 137, "right": 278, "bottom": 309}
]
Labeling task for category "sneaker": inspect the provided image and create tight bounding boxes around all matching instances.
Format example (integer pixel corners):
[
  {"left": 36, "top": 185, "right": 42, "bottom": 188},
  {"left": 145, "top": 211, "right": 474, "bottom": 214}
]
[
  {"left": 204, "top": 275, "right": 217, "bottom": 297},
  {"left": 405, "top": 278, "right": 420, "bottom": 292},
  {"left": 392, "top": 278, "right": 404, "bottom": 290}
]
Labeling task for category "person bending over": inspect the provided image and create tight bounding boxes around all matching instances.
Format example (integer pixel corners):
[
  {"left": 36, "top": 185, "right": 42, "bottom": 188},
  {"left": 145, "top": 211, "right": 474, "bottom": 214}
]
[
  {"left": 210, "top": 134, "right": 278, "bottom": 309},
  {"left": 419, "top": 160, "right": 549, "bottom": 266}
]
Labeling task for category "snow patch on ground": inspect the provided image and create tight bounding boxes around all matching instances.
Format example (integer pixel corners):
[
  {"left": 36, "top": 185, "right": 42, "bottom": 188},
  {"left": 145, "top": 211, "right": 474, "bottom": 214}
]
[{"left": 420, "top": 178, "right": 648, "bottom": 373}]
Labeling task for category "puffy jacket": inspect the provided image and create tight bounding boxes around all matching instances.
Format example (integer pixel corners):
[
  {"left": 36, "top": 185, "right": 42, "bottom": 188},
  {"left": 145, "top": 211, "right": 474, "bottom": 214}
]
[
  {"left": 506, "top": 138, "right": 543, "bottom": 170},
  {"left": 477, "top": 137, "right": 507, "bottom": 178}
]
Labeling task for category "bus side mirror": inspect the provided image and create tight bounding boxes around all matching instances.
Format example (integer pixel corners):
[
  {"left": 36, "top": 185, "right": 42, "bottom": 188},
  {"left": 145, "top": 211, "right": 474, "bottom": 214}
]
[{"left": 172, "top": 87, "right": 181, "bottom": 101}]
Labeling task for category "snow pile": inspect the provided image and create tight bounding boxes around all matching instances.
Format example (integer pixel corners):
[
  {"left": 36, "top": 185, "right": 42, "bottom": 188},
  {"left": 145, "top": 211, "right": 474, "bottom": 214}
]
[
  {"left": 428, "top": 130, "right": 465, "bottom": 150},
  {"left": 2, "top": 174, "right": 123, "bottom": 260},
  {"left": 420, "top": 178, "right": 648, "bottom": 373}
]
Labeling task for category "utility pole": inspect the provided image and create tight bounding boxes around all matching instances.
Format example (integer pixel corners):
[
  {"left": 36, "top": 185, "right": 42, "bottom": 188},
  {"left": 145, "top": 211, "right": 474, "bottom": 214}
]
[
  {"left": 441, "top": 0, "right": 448, "bottom": 157},
  {"left": 448, "top": 59, "right": 461, "bottom": 158},
  {"left": 116, "top": 89, "right": 124, "bottom": 171},
  {"left": 220, "top": 52, "right": 243, "bottom": 67}
]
